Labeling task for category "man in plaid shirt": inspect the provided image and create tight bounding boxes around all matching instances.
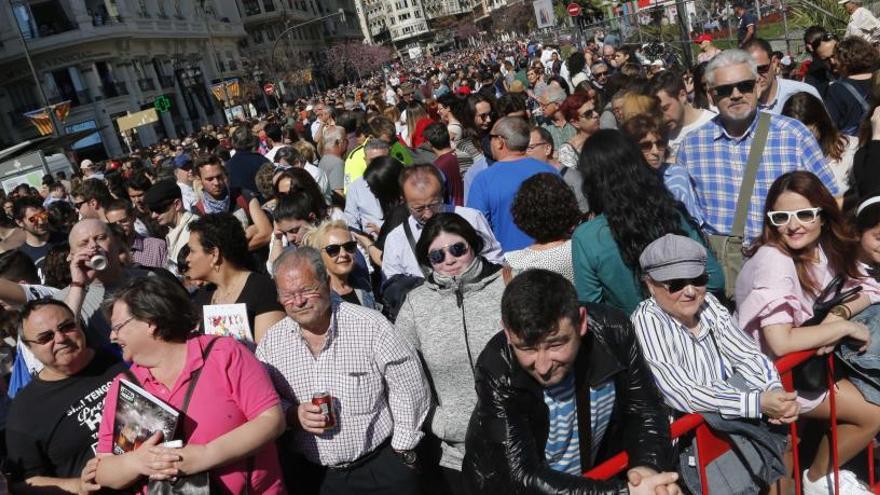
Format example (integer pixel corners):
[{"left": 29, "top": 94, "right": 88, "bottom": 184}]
[
  {"left": 674, "top": 49, "right": 841, "bottom": 245},
  {"left": 257, "top": 247, "right": 430, "bottom": 495}
]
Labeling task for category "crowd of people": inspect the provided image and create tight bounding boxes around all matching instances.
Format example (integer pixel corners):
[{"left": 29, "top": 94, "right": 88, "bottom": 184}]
[{"left": 1, "top": 12, "right": 880, "bottom": 495}]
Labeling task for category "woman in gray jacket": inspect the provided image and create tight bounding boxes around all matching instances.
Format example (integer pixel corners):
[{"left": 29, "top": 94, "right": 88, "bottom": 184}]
[{"left": 395, "top": 213, "right": 506, "bottom": 495}]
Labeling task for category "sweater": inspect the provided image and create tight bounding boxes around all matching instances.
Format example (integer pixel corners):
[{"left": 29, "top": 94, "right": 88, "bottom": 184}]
[
  {"left": 395, "top": 258, "right": 505, "bottom": 471},
  {"left": 572, "top": 212, "right": 725, "bottom": 315}
]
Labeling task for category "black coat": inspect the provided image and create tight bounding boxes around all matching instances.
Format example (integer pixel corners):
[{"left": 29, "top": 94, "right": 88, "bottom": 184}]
[{"left": 462, "top": 302, "right": 674, "bottom": 494}]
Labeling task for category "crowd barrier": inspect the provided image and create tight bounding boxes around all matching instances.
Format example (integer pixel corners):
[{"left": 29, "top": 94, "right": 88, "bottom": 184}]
[{"left": 583, "top": 350, "right": 878, "bottom": 495}]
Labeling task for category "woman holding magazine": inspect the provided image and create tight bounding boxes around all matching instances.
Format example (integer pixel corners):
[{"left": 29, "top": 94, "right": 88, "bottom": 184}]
[
  {"left": 94, "top": 275, "right": 286, "bottom": 493},
  {"left": 187, "top": 212, "right": 285, "bottom": 344}
]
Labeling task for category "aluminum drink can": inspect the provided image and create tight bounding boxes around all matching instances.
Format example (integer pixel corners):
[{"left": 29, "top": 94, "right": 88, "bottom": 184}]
[{"left": 312, "top": 392, "right": 335, "bottom": 428}]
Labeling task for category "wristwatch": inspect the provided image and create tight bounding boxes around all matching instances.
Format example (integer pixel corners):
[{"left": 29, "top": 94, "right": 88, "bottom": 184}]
[{"left": 395, "top": 449, "right": 418, "bottom": 466}]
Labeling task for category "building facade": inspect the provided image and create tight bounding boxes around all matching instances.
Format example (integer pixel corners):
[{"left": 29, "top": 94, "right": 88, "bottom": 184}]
[{"left": 356, "top": 0, "right": 478, "bottom": 53}]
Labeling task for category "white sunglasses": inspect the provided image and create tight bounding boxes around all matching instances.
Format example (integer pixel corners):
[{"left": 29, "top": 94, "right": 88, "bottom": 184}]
[{"left": 766, "top": 207, "right": 822, "bottom": 227}]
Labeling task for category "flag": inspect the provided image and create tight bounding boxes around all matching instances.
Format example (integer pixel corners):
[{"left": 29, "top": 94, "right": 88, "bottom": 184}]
[{"left": 23, "top": 100, "right": 72, "bottom": 136}]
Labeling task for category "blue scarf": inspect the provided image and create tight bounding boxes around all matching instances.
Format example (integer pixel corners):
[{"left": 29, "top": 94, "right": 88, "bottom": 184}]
[{"left": 202, "top": 189, "right": 230, "bottom": 214}]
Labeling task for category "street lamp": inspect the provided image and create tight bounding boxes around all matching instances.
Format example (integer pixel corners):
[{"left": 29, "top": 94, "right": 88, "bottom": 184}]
[{"left": 270, "top": 8, "right": 346, "bottom": 97}]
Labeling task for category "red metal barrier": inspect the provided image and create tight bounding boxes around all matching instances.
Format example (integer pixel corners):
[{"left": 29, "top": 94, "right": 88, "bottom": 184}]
[{"left": 584, "top": 350, "right": 856, "bottom": 495}]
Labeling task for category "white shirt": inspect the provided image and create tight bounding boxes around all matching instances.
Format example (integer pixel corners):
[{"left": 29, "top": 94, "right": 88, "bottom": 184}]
[
  {"left": 381, "top": 206, "right": 504, "bottom": 279},
  {"left": 304, "top": 163, "right": 332, "bottom": 202},
  {"left": 666, "top": 108, "right": 716, "bottom": 164},
  {"left": 846, "top": 6, "right": 880, "bottom": 42},
  {"left": 177, "top": 182, "right": 197, "bottom": 212},
  {"left": 265, "top": 144, "right": 286, "bottom": 163},
  {"left": 165, "top": 211, "right": 199, "bottom": 276},
  {"left": 763, "top": 77, "right": 823, "bottom": 115}
]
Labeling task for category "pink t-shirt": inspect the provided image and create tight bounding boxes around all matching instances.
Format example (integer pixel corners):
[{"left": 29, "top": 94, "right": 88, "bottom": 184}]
[{"left": 97, "top": 335, "right": 285, "bottom": 494}]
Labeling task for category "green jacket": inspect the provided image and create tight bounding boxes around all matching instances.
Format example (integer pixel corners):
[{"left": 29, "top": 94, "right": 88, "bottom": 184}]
[{"left": 572, "top": 212, "right": 725, "bottom": 316}]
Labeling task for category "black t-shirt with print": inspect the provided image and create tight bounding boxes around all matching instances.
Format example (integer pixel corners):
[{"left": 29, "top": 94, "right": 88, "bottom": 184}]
[{"left": 5, "top": 350, "right": 126, "bottom": 482}]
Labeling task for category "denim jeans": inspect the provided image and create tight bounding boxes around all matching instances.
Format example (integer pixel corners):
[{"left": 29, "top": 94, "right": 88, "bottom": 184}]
[{"left": 837, "top": 304, "right": 880, "bottom": 405}]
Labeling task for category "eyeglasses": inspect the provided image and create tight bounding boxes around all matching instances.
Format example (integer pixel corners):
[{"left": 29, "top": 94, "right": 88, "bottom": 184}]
[
  {"left": 428, "top": 241, "right": 469, "bottom": 265},
  {"left": 24, "top": 320, "right": 79, "bottom": 345},
  {"left": 527, "top": 141, "right": 550, "bottom": 151},
  {"left": 409, "top": 201, "right": 444, "bottom": 214},
  {"left": 110, "top": 316, "right": 135, "bottom": 334},
  {"left": 810, "top": 32, "right": 838, "bottom": 51},
  {"left": 323, "top": 241, "right": 357, "bottom": 257},
  {"left": 279, "top": 286, "right": 321, "bottom": 305},
  {"left": 756, "top": 63, "right": 772, "bottom": 75},
  {"left": 581, "top": 108, "right": 598, "bottom": 119},
  {"left": 27, "top": 211, "right": 49, "bottom": 223},
  {"left": 767, "top": 207, "right": 822, "bottom": 227},
  {"left": 593, "top": 71, "right": 608, "bottom": 78},
  {"left": 662, "top": 273, "right": 709, "bottom": 294},
  {"left": 640, "top": 140, "right": 668, "bottom": 152},
  {"left": 710, "top": 79, "right": 757, "bottom": 99},
  {"left": 74, "top": 200, "right": 87, "bottom": 209}
]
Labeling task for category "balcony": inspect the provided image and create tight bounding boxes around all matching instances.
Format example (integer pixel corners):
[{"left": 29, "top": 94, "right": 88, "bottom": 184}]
[
  {"left": 138, "top": 78, "right": 157, "bottom": 92},
  {"left": 48, "top": 90, "right": 92, "bottom": 107}
]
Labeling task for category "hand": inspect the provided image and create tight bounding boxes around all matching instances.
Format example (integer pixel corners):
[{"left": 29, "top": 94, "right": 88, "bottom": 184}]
[
  {"left": 760, "top": 389, "right": 799, "bottom": 423},
  {"left": 297, "top": 402, "right": 328, "bottom": 435},
  {"left": 364, "top": 223, "right": 380, "bottom": 237},
  {"left": 351, "top": 231, "right": 374, "bottom": 249},
  {"left": 628, "top": 471, "right": 680, "bottom": 495},
  {"left": 628, "top": 467, "right": 682, "bottom": 495},
  {"left": 125, "top": 432, "right": 180, "bottom": 480},
  {"left": 149, "top": 443, "right": 209, "bottom": 478},
  {"left": 684, "top": 75, "right": 695, "bottom": 94},
  {"left": 77, "top": 457, "right": 101, "bottom": 494},
  {"left": 843, "top": 320, "right": 871, "bottom": 352},
  {"left": 69, "top": 249, "right": 97, "bottom": 286}
]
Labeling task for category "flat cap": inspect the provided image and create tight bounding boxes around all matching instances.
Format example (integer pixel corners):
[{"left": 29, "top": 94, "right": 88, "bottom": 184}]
[
  {"left": 143, "top": 179, "right": 182, "bottom": 212},
  {"left": 639, "top": 234, "right": 707, "bottom": 282}
]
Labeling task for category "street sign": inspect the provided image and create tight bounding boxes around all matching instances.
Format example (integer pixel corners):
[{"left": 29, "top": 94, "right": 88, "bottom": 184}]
[
  {"left": 116, "top": 108, "right": 159, "bottom": 132},
  {"left": 153, "top": 95, "right": 172, "bottom": 113},
  {"left": 567, "top": 2, "right": 582, "bottom": 16},
  {"left": 263, "top": 83, "right": 275, "bottom": 96}
]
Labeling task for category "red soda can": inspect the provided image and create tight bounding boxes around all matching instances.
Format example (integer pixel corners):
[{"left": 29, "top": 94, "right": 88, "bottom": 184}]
[{"left": 312, "top": 392, "right": 335, "bottom": 428}]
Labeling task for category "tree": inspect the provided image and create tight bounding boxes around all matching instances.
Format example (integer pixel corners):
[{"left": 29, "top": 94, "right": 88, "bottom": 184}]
[
  {"left": 454, "top": 20, "right": 479, "bottom": 40},
  {"left": 493, "top": 2, "right": 534, "bottom": 34},
  {"left": 324, "top": 42, "right": 394, "bottom": 82}
]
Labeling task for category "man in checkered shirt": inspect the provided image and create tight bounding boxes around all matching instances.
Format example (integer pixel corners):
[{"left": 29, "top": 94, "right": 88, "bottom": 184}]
[{"left": 256, "top": 247, "right": 430, "bottom": 494}]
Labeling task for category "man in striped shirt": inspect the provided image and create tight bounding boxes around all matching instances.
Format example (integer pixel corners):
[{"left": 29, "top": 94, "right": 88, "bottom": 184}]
[
  {"left": 632, "top": 234, "right": 799, "bottom": 423},
  {"left": 463, "top": 269, "right": 680, "bottom": 495}
]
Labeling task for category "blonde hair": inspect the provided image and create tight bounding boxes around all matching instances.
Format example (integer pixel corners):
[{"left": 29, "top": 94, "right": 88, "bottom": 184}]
[
  {"left": 304, "top": 219, "right": 350, "bottom": 250},
  {"left": 620, "top": 92, "right": 661, "bottom": 124},
  {"left": 292, "top": 140, "right": 317, "bottom": 164}
]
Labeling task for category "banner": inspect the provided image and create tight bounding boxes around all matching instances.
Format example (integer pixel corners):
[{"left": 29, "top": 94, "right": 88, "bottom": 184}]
[
  {"left": 23, "top": 100, "right": 71, "bottom": 136},
  {"left": 209, "top": 79, "right": 241, "bottom": 103},
  {"left": 533, "top": 0, "right": 556, "bottom": 29}
]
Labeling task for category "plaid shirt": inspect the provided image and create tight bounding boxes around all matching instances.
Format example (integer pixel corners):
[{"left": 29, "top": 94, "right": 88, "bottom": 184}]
[
  {"left": 131, "top": 235, "right": 167, "bottom": 268},
  {"left": 256, "top": 301, "right": 430, "bottom": 466},
  {"left": 676, "top": 112, "right": 841, "bottom": 243}
]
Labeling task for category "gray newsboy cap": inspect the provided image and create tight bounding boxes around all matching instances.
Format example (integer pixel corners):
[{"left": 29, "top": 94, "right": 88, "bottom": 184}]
[{"left": 639, "top": 234, "right": 707, "bottom": 282}]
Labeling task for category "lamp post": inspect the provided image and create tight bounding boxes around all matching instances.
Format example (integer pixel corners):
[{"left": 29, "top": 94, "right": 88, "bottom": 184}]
[
  {"left": 270, "top": 8, "right": 346, "bottom": 98},
  {"left": 8, "top": 0, "right": 64, "bottom": 138},
  {"left": 199, "top": 0, "right": 233, "bottom": 124}
]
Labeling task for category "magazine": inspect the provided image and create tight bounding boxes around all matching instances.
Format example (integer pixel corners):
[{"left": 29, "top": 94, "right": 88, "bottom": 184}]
[
  {"left": 202, "top": 303, "right": 253, "bottom": 347},
  {"left": 112, "top": 379, "right": 180, "bottom": 455}
]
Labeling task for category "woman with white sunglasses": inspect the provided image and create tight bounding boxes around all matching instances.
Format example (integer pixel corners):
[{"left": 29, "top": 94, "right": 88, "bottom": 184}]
[{"left": 736, "top": 171, "right": 880, "bottom": 495}]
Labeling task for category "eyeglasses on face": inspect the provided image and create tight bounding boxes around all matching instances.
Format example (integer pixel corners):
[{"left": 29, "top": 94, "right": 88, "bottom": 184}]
[
  {"left": 593, "top": 71, "right": 609, "bottom": 78},
  {"left": 580, "top": 108, "right": 598, "bottom": 119},
  {"left": 710, "top": 79, "right": 757, "bottom": 99},
  {"left": 279, "top": 286, "right": 321, "bottom": 305},
  {"left": 663, "top": 273, "right": 709, "bottom": 293},
  {"left": 74, "top": 200, "right": 87, "bottom": 209},
  {"left": 409, "top": 201, "right": 444, "bottom": 214},
  {"left": 24, "top": 320, "right": 79, "bottom": 345},
  {"left": 756, "top": 63, "right": 772, "bottom": 75},
  {"left": 427, "top": 241, "right": 469, "bottom": 265},
  {"left": 810, "top": 32, "right": 838, "bottom": 51},
  {"left": 527, "top": 141, "right": 550, "bottom": 151},
  {"left": 28, "top": 211, "right": 49, "bottom": 224},
  {"left": 323, "top": 241, "right": 357, "bottom": 257},
  {"left": 639, "top": 139, "right": 668, "bottom": 152},
  {"left": 767, "top": 207, "right": 822, "bottom": 227}
]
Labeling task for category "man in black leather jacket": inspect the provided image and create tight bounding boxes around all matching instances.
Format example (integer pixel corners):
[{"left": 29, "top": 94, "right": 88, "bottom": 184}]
[{"left": 462, "top": 269, "right": 680, "bottom": 495}]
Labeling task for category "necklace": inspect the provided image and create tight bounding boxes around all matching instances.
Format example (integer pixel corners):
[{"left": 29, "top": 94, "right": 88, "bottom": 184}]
[{"left": 211, "top": 272, "right": 249, "bottom": 305}]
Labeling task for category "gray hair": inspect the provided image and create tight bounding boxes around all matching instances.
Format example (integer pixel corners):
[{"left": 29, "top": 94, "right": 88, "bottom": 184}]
[
  {"left": 273, "top": 246, "right": 330, "bottom": 286},
  {"left": 544, "top": 85, "right": 567, "bottom": 104},
  {"left": 364, "top": 138, "right": 390, "bottom": 153},
  {"left": 321, "top": 125, "right": 346, "bottom": 153},
  {"left": 494, "top": 117, "right": 531, "bottom": 152},
  {"left": 704, "top": 49, "right": 758, "bottom": 87}
]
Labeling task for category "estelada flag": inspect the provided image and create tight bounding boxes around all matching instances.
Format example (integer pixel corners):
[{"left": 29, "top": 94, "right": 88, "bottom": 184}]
[{"left": 23, "top": 100, "right": 71, "bottom": 136}]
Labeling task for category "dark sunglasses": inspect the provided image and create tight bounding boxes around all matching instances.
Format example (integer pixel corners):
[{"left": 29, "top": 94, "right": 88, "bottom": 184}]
[
  {"left": 810, "top": 32, "right": 838, "bottom": 51},
  {"left": 663, "top": 273, "right": 709, "bottom": 293},
  {"left": 756, "top": 63, "right": 772, "bottom": 75},
  {"left": 640, "top": 140, "right": 667, "bottom": 152},
  {"left": 593, "top": 71, "right": 608, "bottom": 77},
  {"left": 711, "top": 79, "right": 757, "bottom": 99},
  {"left": 324, "top": 241, "right": 357, "bottom": 257},
  {"left": 74, "top": 200, "right": 87, "bottom": 209},
  {"left": 24, "top": 320, "right": 78, "bottom": 345},
  {"left": 28, "top": 211, "right": 49, "bottom": 223},
  {"left": 427, "top": 241, "right": 469, "bottom": 265}
]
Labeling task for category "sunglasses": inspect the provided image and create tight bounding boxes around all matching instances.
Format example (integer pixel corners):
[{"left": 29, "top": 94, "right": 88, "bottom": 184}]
[
  {"left": 581, "top": 108, "right": 598, "bottom": 119},
  {"left": 711, "top": 79, "right": 757, "bottom": 99},
  {"left": 74, "top": 200, "right": 87, "bottom": 209},
  {"left": 324, "top": 241, "right": 357, "bottom": 257},
  {"left": 24, "top": 320, "right": 78, "bottom": 345},
  {"left": 640, "top": 140, "right": 667, "bottom": 152},
  {"left": 810, "top": 32, "right": 838, "bottom": 51},
  {"left": 428, "top": 241, "right": 469, "bottom": 265},
  {"left": 767, "top": 207, "right": 822, "bottom": 227},
  {"left": 663, "top": 273, "right": 709, "bottom": 293},
  {"left": 28, "top": 211, "right": 49, "bottom": 223},
  {"left": 593, "top": 71, "right": 608, "bottom": 78},
  {"left": 756, "top": 63, "right": 772, "bottom": 75}
]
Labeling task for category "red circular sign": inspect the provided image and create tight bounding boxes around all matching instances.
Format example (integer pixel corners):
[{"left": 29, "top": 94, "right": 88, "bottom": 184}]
[
  {"left": 567, "top": 2, "right": 582, "bottom": 16},
  {"left": 263, "top": 83, "right": 275, "bottom": 95}
]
